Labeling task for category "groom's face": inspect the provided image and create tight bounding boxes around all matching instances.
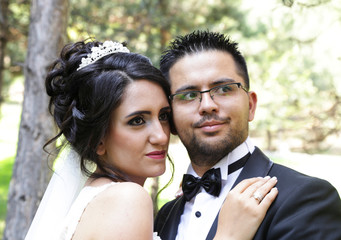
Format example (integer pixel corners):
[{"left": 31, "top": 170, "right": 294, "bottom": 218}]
[{"left": 168, "top": 50, "right": 257, "bottom": 165}]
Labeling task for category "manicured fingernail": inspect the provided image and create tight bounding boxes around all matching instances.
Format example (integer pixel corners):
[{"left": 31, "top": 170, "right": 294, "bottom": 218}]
[
  {"left": 271, "top": 176, "right": 277, "bottom": 181},
  {"left": 264, "top": 176, "right": 271, "bottom": 180}
]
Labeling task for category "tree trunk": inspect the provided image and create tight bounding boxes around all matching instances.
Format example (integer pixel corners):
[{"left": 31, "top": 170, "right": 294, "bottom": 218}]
[
  {"left": 0, "top": 0, "right": 9, "bottom": 107},
  {"left": 3, "top": 0, "right": 69, "bottom": 239}
]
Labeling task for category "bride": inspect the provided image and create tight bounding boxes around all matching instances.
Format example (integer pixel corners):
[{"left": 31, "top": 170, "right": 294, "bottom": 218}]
[{"left": 25, "top": 40, "right": 278, "bottom": 240}]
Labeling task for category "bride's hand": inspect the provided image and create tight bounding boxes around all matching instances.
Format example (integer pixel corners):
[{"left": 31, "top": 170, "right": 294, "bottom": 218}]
[{"left": 214, "top": 176, "right": 278, "bottom": 240}]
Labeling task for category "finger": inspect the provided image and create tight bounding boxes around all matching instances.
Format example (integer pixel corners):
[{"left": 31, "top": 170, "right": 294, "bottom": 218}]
[
  {"left": 249, "top": 177, "right": 277, "bottom": 203},
  {"left": 230, "top": 177, "right": 262, "bottom": 193},
  {"left": 242, "top": 176, "right": 272, "bottom": 196},
  {"left": 257, "top": 176, "right": 278, "bottom": 195},
  {"left": 259, "top": 187, "right": 278, "bottom": 211}
]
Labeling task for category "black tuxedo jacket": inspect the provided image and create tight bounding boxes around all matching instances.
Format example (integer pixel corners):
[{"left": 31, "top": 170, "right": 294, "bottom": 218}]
[{"left": 154, "top": 147, "right": 341, "bottom": 240}]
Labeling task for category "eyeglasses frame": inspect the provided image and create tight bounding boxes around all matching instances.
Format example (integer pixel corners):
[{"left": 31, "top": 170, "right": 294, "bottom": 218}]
[{"left": 169, "top": 82, "right": 248, "bottom": 102}]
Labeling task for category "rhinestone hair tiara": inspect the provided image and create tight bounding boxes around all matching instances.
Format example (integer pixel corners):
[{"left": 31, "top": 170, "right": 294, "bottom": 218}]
[{"left": 77, "top": 41, "right": 130, "bottom": 71}]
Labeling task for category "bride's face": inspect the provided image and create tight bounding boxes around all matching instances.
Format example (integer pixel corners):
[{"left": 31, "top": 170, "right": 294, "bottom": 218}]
[{"left": 97, "top": 79, "right": 171, "bottom": 185}]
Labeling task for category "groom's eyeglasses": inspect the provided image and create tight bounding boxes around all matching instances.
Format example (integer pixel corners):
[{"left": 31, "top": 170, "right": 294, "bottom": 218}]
[{"left": 169, "top": 82, "right": 248, "bottom": 104}]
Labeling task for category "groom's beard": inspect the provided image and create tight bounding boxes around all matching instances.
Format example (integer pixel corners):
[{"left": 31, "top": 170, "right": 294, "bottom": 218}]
[{"left": 178, "top": 117, "right": 248, "bottom": 167}]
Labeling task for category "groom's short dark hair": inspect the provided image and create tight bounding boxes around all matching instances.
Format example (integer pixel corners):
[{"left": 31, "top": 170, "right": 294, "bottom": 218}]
[{"left": 160, "top": 30, "right": 250, "bottom": 89}]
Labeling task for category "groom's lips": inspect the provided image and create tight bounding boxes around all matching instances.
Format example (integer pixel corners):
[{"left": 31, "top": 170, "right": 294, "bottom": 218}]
[{"left": 198, "top": 120, "right": 225, "bottom": 132}]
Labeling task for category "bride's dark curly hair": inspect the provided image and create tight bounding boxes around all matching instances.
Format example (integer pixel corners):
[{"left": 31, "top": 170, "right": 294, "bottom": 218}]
[{"left": 45, "top": 40, "right": 172, "bottom": 182}]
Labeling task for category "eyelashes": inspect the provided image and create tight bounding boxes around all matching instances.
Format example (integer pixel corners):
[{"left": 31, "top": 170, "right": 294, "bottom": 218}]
[
  {"left": 127, "top": 111, "right": 171, "bottom": 126},
  {"left": 128, "top": 116, "right": 145, "bottom": 126},
  {"left": 159, "top": 111, "right": 171, "bottom": 122}
]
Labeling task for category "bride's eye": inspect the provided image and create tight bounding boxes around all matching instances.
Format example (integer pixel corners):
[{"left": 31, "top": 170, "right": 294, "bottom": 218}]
[
  {"left": 159, "top": 112, "right": 170, "bottom": 122},
  {"left": 128, "top": 116, "right": 145, "bottom": 126}
]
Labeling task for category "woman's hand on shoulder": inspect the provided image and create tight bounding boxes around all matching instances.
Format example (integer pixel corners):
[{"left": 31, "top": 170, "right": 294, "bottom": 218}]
[
  {"left": 74, "top": 182, "right": 154, "bottom": 240},
  {"left": 214, "top": 177, "right": 278, "bottom": 240}
]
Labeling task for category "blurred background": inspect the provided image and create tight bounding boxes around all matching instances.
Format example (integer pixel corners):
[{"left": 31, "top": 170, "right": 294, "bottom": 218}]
[{"left": 0, "top": 0, "right": 340, "bottom": 239}]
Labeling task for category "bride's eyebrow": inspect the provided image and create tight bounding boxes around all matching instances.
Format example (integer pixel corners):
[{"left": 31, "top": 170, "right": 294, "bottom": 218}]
[
  {"left": 125, "top": 110, "right": 150, "bottom": 118},
  {"left": 125, "top": 105, "right": 171, "bottom": 118}
]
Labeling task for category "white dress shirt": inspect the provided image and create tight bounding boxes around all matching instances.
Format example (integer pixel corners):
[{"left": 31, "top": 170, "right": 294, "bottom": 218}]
[{"left": 175, "top": 137, "right": 255, "bottom": 240}]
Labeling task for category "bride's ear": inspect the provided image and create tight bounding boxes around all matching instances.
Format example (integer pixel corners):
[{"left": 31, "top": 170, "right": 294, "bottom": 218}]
[{"left": 96, "top": 140, "right": 106, "bottom": 156}]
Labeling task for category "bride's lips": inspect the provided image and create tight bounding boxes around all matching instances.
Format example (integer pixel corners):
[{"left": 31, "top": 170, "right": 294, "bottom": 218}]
[{"left": 146, "top": 150, "right": 166, "bottom": 159}]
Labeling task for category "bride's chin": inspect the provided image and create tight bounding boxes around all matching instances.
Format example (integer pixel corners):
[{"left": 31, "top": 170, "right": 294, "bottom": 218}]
[{"left": 149, "top": 168, "right": 166, "bottom": 178}]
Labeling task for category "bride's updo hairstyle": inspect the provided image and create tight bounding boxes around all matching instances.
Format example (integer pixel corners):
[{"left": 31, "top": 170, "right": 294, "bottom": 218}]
[{"left": 45, "top": 40, "right": 171, "bottom": 181}]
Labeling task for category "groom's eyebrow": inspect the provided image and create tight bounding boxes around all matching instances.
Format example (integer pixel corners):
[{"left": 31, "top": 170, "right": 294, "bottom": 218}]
[
  {"left": 174, "top": 78, "right": 237, "bottom": 93},
  {"left": 174, "top": 85, "right": 198, "bottom": 93}
]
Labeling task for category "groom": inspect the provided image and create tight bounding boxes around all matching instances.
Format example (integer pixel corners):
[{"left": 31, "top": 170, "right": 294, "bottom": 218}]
[{"left": 154, "top": 30, "right": 341, "bottom": 239}]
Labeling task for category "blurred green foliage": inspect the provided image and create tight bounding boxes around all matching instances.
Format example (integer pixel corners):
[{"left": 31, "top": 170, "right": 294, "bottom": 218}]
[
  {"left": 2, "top": 0, "right": 341, "bottom": 152},
  {"left": 1, "top": 1, "right": 341, "bottom": 237}
]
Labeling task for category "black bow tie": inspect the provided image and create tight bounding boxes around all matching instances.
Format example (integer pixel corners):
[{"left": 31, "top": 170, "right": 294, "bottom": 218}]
[
  {"left": 182, "top": 168, "right": 221, "bottom": 201},
  {"left": 182, "top": 153, "right": 251, "bottom": 201}
]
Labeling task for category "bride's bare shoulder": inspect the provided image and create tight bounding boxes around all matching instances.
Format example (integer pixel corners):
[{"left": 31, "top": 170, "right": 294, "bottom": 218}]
[
  {"left": 86, "top": 178, "right": 151, "bottom": 201},
  {"left": 103, "top": 181, "right": 151, "bottom": 202},
  {"left": 73, "top": 182, "right": 153, "bottom": 239}
]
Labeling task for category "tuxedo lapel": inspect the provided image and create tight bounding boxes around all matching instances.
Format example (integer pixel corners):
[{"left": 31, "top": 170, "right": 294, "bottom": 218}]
[
  {"left": 232, "top": 147, "right": 273, "bottom": 188},
  {"left": 206, "top": 147, "right": 274, "bottom": 240},
  {"left": 159, "top": 196, "right": 186, "bottom": 240}
]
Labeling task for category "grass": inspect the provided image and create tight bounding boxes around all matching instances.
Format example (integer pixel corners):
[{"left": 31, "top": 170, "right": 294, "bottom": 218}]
[{"left": 0, "top": 156, "right": 14, "bottom": 238}]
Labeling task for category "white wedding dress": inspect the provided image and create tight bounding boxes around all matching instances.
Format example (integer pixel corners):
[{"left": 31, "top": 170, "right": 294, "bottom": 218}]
[
  {"left": 25, "top": 149, "right": 160, "bottom": 240},
  {"left": 58, "top": 182, "right": 161, "bottom": 240}
]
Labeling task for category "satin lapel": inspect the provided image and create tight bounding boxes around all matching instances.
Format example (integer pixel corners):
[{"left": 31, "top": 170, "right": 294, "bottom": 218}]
[
  {"left": 159, "top": 196, "right": 186, "bottom": 240},
  {"left": 206, "top": 147, "right": 274, "bottom": 240},
  {"left": 232, "top": 147, "right": 273, "bottom": 188}
]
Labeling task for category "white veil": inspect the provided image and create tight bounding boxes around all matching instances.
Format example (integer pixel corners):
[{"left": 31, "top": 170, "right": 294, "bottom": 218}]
[{"left": 25, "top": 147, "right": 88, "bottom": 240}]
